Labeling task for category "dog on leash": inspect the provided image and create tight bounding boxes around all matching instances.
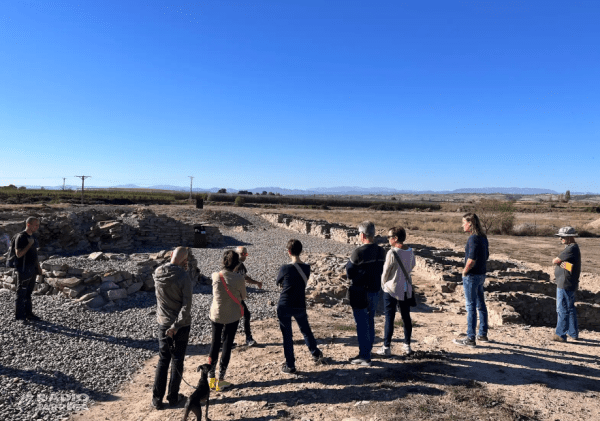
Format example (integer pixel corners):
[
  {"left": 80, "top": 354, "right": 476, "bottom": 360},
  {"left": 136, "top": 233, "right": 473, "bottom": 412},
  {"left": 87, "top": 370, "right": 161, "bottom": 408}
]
[{"left": 182, "top": 363, "right": 212, "bottom": 421}]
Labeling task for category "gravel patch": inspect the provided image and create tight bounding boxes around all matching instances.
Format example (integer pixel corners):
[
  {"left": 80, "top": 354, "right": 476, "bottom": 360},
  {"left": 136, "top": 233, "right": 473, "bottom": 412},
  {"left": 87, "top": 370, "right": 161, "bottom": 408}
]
[{"left": 0, "top": 207, "right": 355, "bottom": 421}]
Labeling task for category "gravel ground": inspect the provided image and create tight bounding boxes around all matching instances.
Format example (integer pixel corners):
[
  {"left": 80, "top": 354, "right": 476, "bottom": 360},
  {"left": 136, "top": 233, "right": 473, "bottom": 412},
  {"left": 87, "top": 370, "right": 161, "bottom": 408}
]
[{"left": 0, "top": 208, "right": 356, "bottom": 421}]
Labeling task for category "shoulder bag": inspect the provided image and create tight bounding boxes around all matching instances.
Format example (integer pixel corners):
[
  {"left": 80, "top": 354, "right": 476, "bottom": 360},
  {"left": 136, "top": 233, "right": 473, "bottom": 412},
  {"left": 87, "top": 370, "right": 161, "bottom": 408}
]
[
  {"left": 219, "top": 272, "right": 244, "bottom": 318},
  {"left": 391, "top": 250, "right": 417, "bottom": 307}
]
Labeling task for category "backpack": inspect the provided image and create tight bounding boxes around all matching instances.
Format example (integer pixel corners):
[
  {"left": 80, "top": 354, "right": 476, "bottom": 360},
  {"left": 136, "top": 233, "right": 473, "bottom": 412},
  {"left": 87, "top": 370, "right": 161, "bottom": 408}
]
[{"left": 6, "top": 232, "right": 21, "bottom": 268}]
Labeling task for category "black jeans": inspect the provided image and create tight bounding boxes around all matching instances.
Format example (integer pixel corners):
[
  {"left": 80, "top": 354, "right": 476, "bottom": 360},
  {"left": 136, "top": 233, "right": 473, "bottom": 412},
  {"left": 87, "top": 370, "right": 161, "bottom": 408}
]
[
  {"left": 15, "top": 271, "right": 36, "bottom": 320},
  {"left": 277, "top": 306, "right": 320, "bottom": 369},
  {"left": 209, "top": 320, "right": 239, "bottom": 379},
  {"left": 152, "top": 324, "right": 191, "bottom": 403},
  {"left": 221, "top": 301, "right": 252, "bottom": 342},
  {"left": 383, "top": 292, "right": 412, "bottom": 347}
]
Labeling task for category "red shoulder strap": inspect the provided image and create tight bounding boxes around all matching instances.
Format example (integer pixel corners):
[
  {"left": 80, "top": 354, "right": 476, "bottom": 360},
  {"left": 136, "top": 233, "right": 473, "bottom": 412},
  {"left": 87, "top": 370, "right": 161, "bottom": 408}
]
[{"left": 219, "top": 272, "right": 244, "bottom": 318}]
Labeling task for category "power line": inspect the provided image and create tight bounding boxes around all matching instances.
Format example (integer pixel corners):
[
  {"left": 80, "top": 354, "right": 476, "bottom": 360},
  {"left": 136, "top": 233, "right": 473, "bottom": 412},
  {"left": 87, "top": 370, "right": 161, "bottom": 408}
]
[{"left": 75, "top": 176, "right": 91, "bottom": 205}]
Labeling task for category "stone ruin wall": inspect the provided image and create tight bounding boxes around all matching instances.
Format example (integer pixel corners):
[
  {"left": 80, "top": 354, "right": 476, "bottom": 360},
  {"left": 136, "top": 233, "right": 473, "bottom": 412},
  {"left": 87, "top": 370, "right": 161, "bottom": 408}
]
[
  {"left": 261, "top": 213, "right": 361, "bottom": 244},
  {"left": 263, "top": 212, "right": 600, "bottom": 331},
  {"left": 0, "top": 208, "right": 221, "bottom": 309}
]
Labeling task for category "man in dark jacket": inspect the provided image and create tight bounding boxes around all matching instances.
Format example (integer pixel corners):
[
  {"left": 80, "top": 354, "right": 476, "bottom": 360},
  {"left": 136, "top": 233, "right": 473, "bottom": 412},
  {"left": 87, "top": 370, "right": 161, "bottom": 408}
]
[
  {"left": 551, "top": 227, "right": 581, "bottom": 342},
  {"left": 15, "top": 217, "right": 44, "bottom": 321},
  {"left": 151, "top": 247, "right": 193, "bottom": 410},
  {"left": 346, "top": 221, "right": 385, "bottom": 366}
]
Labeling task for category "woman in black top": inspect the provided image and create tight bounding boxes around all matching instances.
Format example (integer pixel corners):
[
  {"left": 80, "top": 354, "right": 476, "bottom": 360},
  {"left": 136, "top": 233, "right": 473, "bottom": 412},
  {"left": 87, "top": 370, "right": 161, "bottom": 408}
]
[{"left": 276, "top": 239, "right": 323, "bottom": 373}]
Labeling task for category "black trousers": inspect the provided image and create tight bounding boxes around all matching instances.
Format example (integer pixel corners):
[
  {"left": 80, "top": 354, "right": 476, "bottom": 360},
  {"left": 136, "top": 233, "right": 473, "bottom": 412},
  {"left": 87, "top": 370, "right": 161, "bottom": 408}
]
[
  {"left": 15, "top": 272, "right": 36, "bottom": 320},
  {"left": 152, "top": 324, "right": 191, "bottom": 403},
  {"left": 209, "top": 319, "right": 239, "bottom": 379}
]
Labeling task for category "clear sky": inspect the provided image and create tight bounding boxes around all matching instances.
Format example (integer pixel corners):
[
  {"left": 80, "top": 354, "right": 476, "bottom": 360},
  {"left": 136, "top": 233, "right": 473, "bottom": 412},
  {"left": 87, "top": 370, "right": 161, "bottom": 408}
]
[{"left": 1, "top": 1, "right": 598, "bottom": 192}]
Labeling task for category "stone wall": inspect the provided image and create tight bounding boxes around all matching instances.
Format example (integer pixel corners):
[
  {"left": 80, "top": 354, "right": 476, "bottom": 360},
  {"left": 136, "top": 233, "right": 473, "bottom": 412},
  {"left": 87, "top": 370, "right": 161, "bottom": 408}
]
[
  {"left": 261, "top": 213, "right": 360, "bottom": 244},
  {"left": 0, "top": 249, "right": 205, "bottom": 309}
]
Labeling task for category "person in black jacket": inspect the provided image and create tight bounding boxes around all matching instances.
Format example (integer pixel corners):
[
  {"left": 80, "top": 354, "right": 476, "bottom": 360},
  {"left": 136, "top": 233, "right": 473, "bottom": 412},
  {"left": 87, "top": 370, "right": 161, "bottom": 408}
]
[
  {"left": 346, "top": 221, "right": 385, "bottom": 366},
  {"left": 276, "top": 239, "right": 323, "bottom": 374},
  {"left": 551, "top": 226, "right": 581, "bottom": 342},
  {"left": 14, "top": 217, "right": 44, "bottom": 321}
]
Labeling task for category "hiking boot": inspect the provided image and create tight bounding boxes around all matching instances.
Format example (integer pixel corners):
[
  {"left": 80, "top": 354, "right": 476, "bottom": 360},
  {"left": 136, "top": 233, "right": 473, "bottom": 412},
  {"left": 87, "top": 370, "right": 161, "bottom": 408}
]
[
  {"left": 216, "top": 380, "right": 233, "bottom": 391},
  {"left": 376, "top": 346, "right": 391, "bottom": 356},
  {"left": 349, "top": 356, "right": 372, "bottom": 366},
  {"left": 312, "top": 350, "right": 324, "bottom": 363},
  {"left": 208, "top": 377, "right": 217, "bottom": 390},
  {"left": 551, "top": 334, "right": 567, "bottom": 343},
  {"left": 246, "top": 338, "right": 257, "bottom": 347},
  {"left": 453, "top": 337, "right": 476, "bottom": 347},
  {"left": 168, "top": 393, "right": 185, "bottom": 407},
  {"left": 402, "top": 343, "right": 412, "bottom": 355},
  {"left": 281, "top": 363, "right": 297, "bottom": 374},
  {"left": 151, "top": 398, "right": 164, "bottom": 410},
  {"left": 26, "top": 314, "right": 41, "bottom": 321},
  {"left": 476, "top": 335, "right": 489, "bottom": 342}
]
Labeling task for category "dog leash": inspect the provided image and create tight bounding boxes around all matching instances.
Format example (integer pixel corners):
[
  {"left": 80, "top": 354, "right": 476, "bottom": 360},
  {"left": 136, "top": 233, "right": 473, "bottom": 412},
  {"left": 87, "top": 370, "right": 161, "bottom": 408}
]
[{"left": 167, "top": 336, "right": 199, "bottom": 390}]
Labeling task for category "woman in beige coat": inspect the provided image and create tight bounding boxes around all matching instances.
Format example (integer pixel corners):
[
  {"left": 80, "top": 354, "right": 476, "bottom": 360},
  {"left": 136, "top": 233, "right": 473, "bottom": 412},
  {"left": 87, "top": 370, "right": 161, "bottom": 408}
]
[{"left": 207, "top": 250, "right": 246, "bottom": 390}]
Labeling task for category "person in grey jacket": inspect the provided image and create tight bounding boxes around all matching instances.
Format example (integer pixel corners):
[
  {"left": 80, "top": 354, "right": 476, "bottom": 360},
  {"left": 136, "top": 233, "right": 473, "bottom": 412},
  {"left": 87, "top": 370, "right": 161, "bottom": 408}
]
[{"left": 151, "top": 247, "right": 193, "bottom": 410}]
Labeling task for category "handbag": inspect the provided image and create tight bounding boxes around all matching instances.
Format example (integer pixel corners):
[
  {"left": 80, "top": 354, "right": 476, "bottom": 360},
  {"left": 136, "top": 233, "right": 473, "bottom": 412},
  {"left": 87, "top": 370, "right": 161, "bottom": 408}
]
[
  {"left": 391, "top": 250, "right": 417, "bottom": 307},
  {"left": 219, "top": 272, "right": 244, "bottom": 318}
]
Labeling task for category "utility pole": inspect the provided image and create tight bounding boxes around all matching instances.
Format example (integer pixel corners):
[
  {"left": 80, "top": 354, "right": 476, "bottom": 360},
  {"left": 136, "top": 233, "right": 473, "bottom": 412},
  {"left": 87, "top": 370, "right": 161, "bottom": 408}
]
[
  {"left": 188, "top": 176, "right": 194, "bottom": 201},
  {"left": 75, "top": 176, "right": 91, "bottom": 205},
  {"left": 62, "top": 178, "right": 66, "bottom": 190}
]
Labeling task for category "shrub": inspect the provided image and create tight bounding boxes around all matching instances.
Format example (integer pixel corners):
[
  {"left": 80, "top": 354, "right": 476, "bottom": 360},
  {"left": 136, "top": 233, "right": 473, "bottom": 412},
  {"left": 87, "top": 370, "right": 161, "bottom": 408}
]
[
  {"left": 218, "top": 188, "right": 227, "bottom": 194},
  {"left": 473, "top": 199, "right": 515, "bottom": 235},
  {"left": 234, "top": 196, "right": 245, "bottom": 207}
]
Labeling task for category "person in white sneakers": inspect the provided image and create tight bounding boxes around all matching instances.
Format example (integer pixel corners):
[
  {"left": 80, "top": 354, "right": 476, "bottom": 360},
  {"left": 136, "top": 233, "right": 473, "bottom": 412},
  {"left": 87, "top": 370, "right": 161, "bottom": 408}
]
[{"left": 377, "top": 226, "right": 416, "bottom": 356}]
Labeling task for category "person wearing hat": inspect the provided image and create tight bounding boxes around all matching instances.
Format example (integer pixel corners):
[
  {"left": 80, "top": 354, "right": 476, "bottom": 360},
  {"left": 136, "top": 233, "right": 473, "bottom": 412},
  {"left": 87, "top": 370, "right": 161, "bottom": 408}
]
[{"left": 551, "top": 226, "right": 581, "bottom": 342}]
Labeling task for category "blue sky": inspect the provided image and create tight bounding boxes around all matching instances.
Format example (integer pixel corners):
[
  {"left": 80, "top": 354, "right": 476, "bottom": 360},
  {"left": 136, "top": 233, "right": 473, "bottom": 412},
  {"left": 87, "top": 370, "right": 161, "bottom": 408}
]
[{"left": 1, "top": 1, "right": 598, "bottom": 192}]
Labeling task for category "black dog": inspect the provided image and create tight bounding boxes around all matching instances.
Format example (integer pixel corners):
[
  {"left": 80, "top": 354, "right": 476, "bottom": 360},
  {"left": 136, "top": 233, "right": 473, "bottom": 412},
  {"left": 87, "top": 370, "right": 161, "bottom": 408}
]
[{"left": 182, "top": 363, "right": 211, "bottom": 421}]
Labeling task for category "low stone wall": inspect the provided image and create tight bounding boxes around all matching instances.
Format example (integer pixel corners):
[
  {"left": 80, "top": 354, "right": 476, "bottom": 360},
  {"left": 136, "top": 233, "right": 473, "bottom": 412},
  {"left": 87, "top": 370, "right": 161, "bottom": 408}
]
[
  {"left": 261, "top": 213, "right": 360, "bottom": 244},
  {"left": 0, "top": 249, "right": 205, "bottom": 309}
]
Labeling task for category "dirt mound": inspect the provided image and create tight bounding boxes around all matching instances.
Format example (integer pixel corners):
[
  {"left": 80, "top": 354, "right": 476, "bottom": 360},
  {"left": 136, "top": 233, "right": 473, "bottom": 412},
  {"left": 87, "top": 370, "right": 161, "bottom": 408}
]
[{"left": 586, "top": 218, "right": 600, "bottom": 229}]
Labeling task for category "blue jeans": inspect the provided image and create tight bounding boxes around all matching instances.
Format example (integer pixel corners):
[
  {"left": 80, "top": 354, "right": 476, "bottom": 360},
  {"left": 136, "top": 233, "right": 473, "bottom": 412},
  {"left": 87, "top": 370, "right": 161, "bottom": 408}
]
[
  {"left": 556, "top": 288, "right": 578, "bottom": 339},
  {"left": 462, "top": 274, "right": 488, "bottom": 340},
  {"left": 277, "top": 307, "right": 320, "bottom": 369},
  {"left": 352, "top": 292, "right": 379, "bottom": 360},
  {"left": 383, "top": 292, "right": 412, "bottom": 347}
]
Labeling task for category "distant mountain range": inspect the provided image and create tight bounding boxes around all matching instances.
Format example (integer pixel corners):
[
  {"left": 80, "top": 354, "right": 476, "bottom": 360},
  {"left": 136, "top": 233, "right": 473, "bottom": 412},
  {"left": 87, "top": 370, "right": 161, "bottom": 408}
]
[{"left": 16, "top": 184, "right": 596, "bottom": 195}]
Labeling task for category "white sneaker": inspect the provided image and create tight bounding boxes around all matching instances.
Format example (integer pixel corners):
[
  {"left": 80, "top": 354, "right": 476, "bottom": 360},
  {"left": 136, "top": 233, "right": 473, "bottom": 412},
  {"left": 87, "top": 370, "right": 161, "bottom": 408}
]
[
  {"left": 376, "top": 346, "right": 391, "bottom": 356},
  {"left": 402, "top": 343, "right": 412, "bottom": 355}
]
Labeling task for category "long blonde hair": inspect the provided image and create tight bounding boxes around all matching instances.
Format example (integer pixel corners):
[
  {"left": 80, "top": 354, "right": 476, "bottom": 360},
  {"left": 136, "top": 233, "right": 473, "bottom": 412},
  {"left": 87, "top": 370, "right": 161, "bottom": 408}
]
[{"left": 463, "top": 213, "right": 486, "bottom": 237}]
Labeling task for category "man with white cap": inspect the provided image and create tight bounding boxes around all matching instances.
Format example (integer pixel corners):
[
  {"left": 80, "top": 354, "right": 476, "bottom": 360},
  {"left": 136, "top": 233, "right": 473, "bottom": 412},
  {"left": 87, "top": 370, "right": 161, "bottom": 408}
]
[{"left": 551, "top": 226, "right": 581, "bottom": 342}]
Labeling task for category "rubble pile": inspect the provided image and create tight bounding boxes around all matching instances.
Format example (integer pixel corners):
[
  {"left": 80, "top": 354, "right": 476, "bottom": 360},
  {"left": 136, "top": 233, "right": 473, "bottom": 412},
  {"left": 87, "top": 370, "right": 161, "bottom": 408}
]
[
  {"left": 0, "top": 207, "right": 223, "bottom": 255},
  {"left": 0, "top": 249, "right": 204, "bottom": 309}
]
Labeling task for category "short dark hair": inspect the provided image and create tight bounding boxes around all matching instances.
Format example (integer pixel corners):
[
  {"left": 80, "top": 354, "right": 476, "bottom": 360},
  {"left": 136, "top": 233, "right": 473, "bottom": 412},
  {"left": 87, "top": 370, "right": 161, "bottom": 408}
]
[
  {"left": 287, "top": 239, "right": 302, "bottom": 256},
  {"left": 222, "top": 250, "right": 240, "bottom": 271},
  {"left": 26, "top": 217, "right": 39, "bottom": 225},
  {"left": 388, "top": 226, "right": 406, "bottom": 243}
]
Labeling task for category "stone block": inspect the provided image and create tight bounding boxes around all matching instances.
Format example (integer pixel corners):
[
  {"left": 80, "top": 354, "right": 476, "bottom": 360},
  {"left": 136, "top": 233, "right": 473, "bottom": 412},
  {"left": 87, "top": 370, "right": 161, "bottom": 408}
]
[
  {"left": 84, "top": 295, "right": 106, "bottom": 308},
  {"left": 107, "top": 288, "right": 128, "bottom": 301},
  {"left": 57, "top": 277, "right": 83, "bottom": 289},
  {"left": 99, "top": 281, "right": 120, "bottom": 291},
  {"left": 67, "top": 267, "right": 85, "bottom": 276},
  {"left": 88, "top": 252, "right": 105, "bottom": 260},
  {"left": 102, "top": 273, "right": 123, "bottom": 283},
  {"left": 126, "top": 282, "right": 143, "bottom": 295}
]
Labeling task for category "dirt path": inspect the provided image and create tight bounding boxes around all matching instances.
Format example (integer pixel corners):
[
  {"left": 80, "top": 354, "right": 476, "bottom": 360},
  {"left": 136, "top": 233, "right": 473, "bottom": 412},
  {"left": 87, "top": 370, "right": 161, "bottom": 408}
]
[{"left": 70, "top": 281, "right": 600, "bottom": 421}]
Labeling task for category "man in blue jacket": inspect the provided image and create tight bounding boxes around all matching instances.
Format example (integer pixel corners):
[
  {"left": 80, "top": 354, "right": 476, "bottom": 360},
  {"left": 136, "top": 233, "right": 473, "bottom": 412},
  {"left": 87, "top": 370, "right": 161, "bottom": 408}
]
[{"left": 346, "top": 221, "right": 385, "bottom": 366}]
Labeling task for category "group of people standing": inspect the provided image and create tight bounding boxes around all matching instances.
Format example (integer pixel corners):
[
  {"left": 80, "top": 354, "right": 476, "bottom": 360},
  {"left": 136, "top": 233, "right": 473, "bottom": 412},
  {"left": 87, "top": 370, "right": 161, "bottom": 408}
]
[{"left": 94, "top": 214, "right": 578, "bottom": 411}]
